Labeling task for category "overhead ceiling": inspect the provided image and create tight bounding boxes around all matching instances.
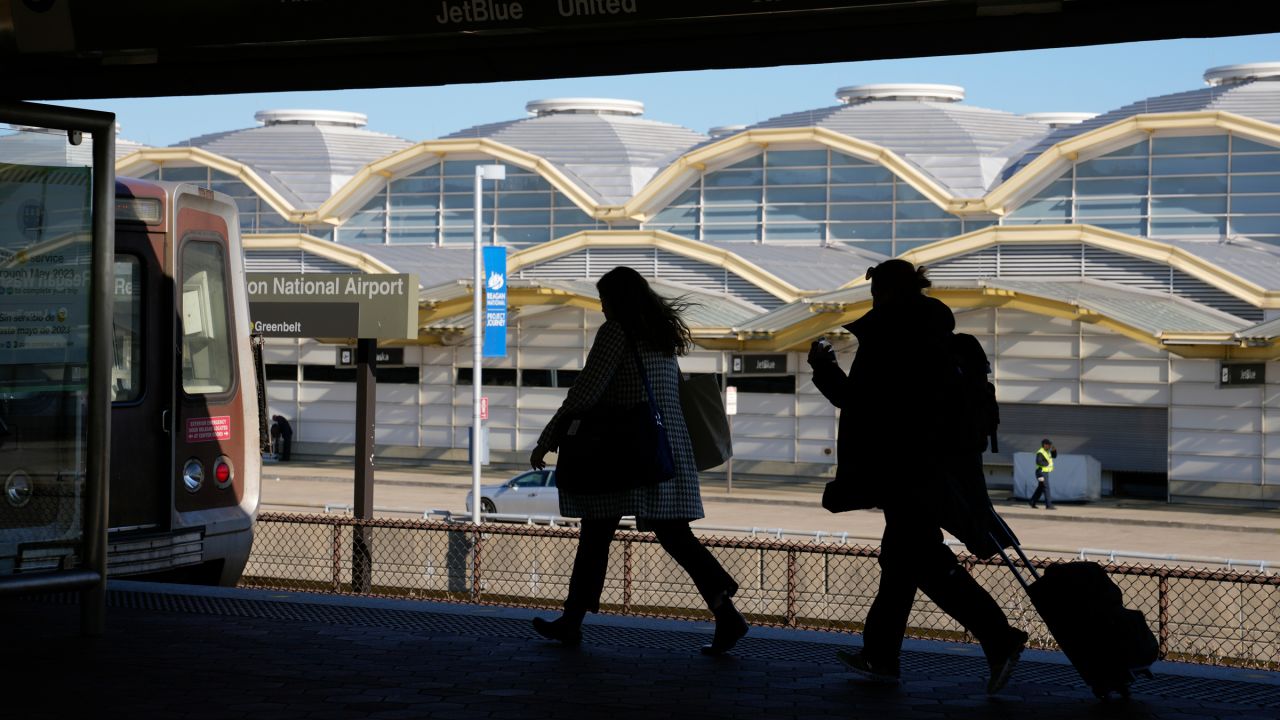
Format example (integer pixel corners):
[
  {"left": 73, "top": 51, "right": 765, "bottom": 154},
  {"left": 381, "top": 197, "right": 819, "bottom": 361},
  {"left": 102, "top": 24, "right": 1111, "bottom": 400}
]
[{"left": 3, "top": 1, "right": 1278, "bottom": 100}]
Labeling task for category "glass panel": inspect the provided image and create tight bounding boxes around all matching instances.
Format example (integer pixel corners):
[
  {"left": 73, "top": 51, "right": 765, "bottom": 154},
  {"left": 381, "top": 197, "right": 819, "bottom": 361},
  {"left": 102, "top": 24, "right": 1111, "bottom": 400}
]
[
  {"left": 112, "top": 256, "right": 143, "bottom": 402},
  {"left": 829, "top": 184, "right": 893, "bottom": 202},
  {"left": 765, "top": 149, "right": 827, "bottom": 166},
  {"left": 703, "top": 225, "right": 760, "bottom": 241},
  {"left": 442, "top": 159, "right": 489, "bottom": 176},
  {"left": 1230, "top": 174, "right": 1280, "bottom": 194},
  {"left": 829, "top": 203, "right": 893, "bottom": 221},
  {"left": 895, "top": 201, "right": 953, "bottom": 221},
  {"left": 833, "top": 239, "right": 892, "bottom": 255},
  {"left": 646, "top": 224, "right": 696, "bottom": 238},
  {"left": 159, "top": 166, "right": 209, "bottom": 182},
  {"left": 1231, "top": 155, "right": 1280, "bottom": 173},
  {"left": 829, "top": 163, "right": 891, "bottom": 182},
  {"left": 341, "top": 226, "right": 386, "bottom": 244},
  {"left": 389, "top": 194, "right": 439, "bottom": 210},
  {"left": 1151, "top": 196, "right": 1227, "bottom": 216},
  {"left": 1151, "top": 135, "right": 1229, "bottom": 155},
  {"left": 500, "top": 175, "right": 550, "bottom": 192},
  {"left": 180, "top": 241, "right": 234, "bottom": 394},
  {"left": 1231, "top": 215, "right": 1280, "bottom": 236},
  {"left": 894, "top": 183, "right": 928, "bottom": 202},
  {"left": 704, "top": 187, "right": 761, "bottom": 205},
  {"left": 829, "top": 222, "right": 892, "bottom": 240},
  {"left": 1152, "top": 176, "right": 1227, "bottom": 195},
  {"left": 552, "top": 225, "right": 596, "bottom": 238},
  {"left": 765, "top": 204, "right": 825, "bottom": 222},
  {"left": 1151, "top": 156, "right": 1228, "bottom": 176},
  {"left": 1232, "top": 137, "right": 1280, "bottom": 153},
  {"left": 1090, "top": 219, "right": 1147, "bottom": 235},
  {"left": 1009, "top": 197, "right": 1070, "bottom": 218},
  {"left": 552, "top": 208, "right": 594, "bottom": 225},
  {"left": 895, "top": 220, "right": 961, "bottom": 239},
  {"left": 1150, "top": 216, "right": 1226, "bottom": 236},
  {"left": 765, "top": 186, "right": 826, "bottom": 203},
  {"left": 1230, "top": 195, "right": 1280, "bottom": 214},
  {"left": 497, "top": 209, "right": 551, "bottom": 226},
  {"left": 705, "top": 206, "right": 761, "bottom": 222},
  {"left": 764, "top": 223, "right": 824, "bottom": 240},
  {"left": 1096, "top": 141, "right": 1150, "bottom": 158},
  {"left": 441, "top": 228, "right": 476, "bottom": 245},
  {"left": 762, "top": 167, "right": 824, "bottom": 184},
  {"left": 704, "top": 170, "right": 763, "bottom": 187},
  {"left": 442, "top": 177, "right": 474, "bottom": 192},
  {"left": 666, "top": 189, "right": 700, "bottom": 206},
  {"left": 494, "top": 192, "right": 550, "bottom": 209},
  {"left": 1076, "top": 197, "right": 1146, "bottom": 218},
  {"left": 391, "top": 174, "right": 440, "bottom": 193},
  {"left": 724, "top": 155, "right": 763, "bottom": 169},
  {"left": 0, "top": 146, "right": 94, "bottom": 561},
  {"left": 1076, "top": 177, "right": 1148, "bottom": 196},
  {"left": 497, "top": 226, "right": 551, "bottom": 245},
  {"left": 388, "top": 228, "right": 438, "bottom": 244},
  {"left": 1076, "top": 157, "right": 1148, "bottom": 178},
  {"left": 651, "top": 206, "right": 698, "bottom": 223}
]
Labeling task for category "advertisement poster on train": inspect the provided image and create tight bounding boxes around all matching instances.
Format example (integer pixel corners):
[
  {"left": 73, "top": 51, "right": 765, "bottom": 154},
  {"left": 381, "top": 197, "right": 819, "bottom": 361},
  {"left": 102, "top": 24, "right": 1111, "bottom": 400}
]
[{"left": 0, "top": 162, "right": 93, "bottom": 390}]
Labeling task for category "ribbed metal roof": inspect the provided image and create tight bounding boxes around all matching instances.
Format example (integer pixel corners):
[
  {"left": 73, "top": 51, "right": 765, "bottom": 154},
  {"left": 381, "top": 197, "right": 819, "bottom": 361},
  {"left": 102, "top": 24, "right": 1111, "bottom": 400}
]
[
  {"left": 727, "top": 243, "right": 886, "bottom": 291},
  {"left": 172, "top": 111, "right": 413, "bottom": 208},
  {"left": 734, "top": 278, "right": 1248, "bottom": 336},
  {"left": 1166, "top": 239, "right": 1280, "bottom": 291},
  {"left": 419, "top": 277, "right": 759, "bottom": 331},
  {"left": 742, "top": 93, "right": 1051, "bottom": 198},
  {"left": 357, "top": 245, "right": 478, "bottom": 288},
  {"left": 1006, "top": 74, "right": 1280, "bottom": 178},
  {"left": 443, "top": 104, "right": 708, "bottom": 205}
]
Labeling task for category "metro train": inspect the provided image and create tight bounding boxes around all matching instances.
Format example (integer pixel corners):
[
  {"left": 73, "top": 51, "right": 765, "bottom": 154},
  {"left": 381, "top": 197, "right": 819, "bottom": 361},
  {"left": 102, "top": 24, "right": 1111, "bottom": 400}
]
[{"left": 1, "top": 177, "right": 263, "bottom": 586}]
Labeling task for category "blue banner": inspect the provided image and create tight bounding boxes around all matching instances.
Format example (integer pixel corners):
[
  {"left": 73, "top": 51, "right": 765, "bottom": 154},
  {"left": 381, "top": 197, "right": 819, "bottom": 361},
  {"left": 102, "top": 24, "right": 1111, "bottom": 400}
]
[{"left": 482, "top": 246, "right": 507, "bottom": 357}]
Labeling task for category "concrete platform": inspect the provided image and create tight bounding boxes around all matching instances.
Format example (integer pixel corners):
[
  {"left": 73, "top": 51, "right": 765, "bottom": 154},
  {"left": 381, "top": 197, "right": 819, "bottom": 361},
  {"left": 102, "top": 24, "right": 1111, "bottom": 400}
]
[{"left": 5, "top": 580, "right": 1278, "bottom": 719}]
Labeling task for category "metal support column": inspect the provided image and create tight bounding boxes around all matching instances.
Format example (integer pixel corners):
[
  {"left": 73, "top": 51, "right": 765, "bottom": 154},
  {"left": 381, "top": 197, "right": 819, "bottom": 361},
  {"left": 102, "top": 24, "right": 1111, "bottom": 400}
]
[{"left": 352, "top": 338, "right": 377, "bottom": 593}]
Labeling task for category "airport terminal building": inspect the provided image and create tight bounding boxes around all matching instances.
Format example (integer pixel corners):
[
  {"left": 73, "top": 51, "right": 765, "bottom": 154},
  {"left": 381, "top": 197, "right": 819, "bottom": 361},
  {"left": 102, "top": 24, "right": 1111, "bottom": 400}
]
[{"left": 99, "top": 63, "right": 1280, "bottom": 505}]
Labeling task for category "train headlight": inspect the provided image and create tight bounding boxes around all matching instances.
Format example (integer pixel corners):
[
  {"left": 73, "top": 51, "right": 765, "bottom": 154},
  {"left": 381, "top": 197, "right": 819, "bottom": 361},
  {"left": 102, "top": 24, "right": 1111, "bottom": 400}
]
[
  {"left": 213, "top": 456, "right": 234, "bottom": 489},
  {"left": 182, "top": 459, "right": 204, "bottom": 493},
  {"left": 5, "top": 471, "right": 32, "bottom": 508}
]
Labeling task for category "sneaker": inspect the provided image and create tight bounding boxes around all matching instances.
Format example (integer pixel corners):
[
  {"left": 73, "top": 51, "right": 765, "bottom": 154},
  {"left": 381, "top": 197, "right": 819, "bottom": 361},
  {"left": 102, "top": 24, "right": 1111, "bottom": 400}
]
[
  {"left": 836, "top": 650, "right": 900, "bottom": 685},
  {"left": 986, "top": 629, "right": 1028, "bottom": 694}
]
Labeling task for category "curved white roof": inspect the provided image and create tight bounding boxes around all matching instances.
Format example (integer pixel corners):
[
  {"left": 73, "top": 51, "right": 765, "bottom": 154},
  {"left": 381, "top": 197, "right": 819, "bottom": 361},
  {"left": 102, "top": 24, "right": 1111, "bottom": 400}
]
[
  {"left": 172, "top": 110, "right": 413, "bottom": 207},
  {"left": 444, "top": 100, "right": 707, "bottom": 205}
]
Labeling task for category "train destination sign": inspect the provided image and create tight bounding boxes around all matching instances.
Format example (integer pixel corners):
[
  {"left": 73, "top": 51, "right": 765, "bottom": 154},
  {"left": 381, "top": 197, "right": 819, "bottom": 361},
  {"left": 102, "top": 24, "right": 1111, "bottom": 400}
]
[{"left": 247, "top": 273, "right": 418, "bottom": 340}]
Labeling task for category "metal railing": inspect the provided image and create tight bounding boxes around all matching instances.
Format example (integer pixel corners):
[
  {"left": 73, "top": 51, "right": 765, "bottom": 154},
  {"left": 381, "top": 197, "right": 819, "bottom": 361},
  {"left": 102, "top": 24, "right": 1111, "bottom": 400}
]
[{"left": 242, "top": 512, "right": 1280, "bottom": 670}]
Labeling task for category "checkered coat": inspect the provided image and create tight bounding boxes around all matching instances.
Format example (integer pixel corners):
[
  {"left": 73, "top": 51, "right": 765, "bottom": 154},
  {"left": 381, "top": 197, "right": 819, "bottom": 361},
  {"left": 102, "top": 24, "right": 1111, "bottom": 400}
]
[{"left": 539, "top": 320, "right": 704, "bottom": 520}]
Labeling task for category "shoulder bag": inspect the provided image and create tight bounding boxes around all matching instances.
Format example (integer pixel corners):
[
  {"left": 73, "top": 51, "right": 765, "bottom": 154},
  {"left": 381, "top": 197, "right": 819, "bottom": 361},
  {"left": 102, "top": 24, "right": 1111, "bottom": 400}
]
[{"left": 679, "top": 373, "right": 732, "bottom": 471}]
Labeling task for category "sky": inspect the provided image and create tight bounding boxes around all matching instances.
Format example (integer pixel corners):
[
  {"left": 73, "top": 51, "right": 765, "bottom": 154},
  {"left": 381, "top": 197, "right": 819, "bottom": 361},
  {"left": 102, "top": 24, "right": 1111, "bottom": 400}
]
[{"left": 60, "top": 32, "right": 1280, "bottom": 148}]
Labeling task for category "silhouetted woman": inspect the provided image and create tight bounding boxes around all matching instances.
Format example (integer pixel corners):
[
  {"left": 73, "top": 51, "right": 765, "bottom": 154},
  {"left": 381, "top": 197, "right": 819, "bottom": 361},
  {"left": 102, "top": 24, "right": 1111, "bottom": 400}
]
[
  {"left": 808, "top": 259, "right": 1026, "bottom": 693},
  {"left": 530, "top": 266, "right": 747, "bottom": 654}
]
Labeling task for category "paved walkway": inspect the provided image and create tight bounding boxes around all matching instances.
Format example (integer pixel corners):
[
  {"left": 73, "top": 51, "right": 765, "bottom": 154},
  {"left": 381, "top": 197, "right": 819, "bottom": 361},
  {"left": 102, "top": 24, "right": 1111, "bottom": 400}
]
[{"left": 6, "top": 581, "right": 1279, "bottom": 719}]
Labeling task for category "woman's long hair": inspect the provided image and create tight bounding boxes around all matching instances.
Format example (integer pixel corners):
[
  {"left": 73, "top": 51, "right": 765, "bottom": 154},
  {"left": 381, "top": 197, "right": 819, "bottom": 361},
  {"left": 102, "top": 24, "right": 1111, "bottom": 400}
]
[{"left": 596, "top": 266, "right": 694, "bottom": 356}]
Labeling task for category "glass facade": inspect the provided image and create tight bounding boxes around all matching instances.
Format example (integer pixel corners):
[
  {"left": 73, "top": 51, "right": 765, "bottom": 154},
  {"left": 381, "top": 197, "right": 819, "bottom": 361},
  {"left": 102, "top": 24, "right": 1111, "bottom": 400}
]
[
  {"left": 142, "top": 166, "right": 331, "bottom": 238},
  {"left": 643, "top": 148, "right": 992, "bottom": 255},
  {"left": 1006, "top": 133, "right": 1280, "bottom": 243},
  {"left": 339, "top": 160, "right": 601, "bottom": 247}
]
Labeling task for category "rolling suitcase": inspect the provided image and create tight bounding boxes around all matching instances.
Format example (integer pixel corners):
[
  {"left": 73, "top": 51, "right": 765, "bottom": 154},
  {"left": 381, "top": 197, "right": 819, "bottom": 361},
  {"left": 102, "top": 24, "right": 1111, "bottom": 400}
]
[{"left": 993, "top": 525, "right": 1158, "bottom": 698}]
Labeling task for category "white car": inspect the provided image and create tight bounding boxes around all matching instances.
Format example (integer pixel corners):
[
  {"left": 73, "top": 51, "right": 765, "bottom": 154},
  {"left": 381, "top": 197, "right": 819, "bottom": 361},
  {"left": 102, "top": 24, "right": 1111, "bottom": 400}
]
[{"left": 465, "top": 468, "right": 560, "bottom": 518}]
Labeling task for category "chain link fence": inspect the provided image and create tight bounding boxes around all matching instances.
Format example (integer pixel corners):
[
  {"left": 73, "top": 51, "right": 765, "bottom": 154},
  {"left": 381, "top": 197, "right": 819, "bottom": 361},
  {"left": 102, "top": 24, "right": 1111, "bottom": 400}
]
[{"left": 243, "top": 512, "right": 1279, "bottom": 670}]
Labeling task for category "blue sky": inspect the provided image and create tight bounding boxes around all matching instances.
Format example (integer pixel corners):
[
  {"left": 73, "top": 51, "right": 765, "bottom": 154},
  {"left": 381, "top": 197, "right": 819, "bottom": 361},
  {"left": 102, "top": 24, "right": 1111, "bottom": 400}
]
[{"left": 63, "top": 33, "right": 1280, "bottom": 147}]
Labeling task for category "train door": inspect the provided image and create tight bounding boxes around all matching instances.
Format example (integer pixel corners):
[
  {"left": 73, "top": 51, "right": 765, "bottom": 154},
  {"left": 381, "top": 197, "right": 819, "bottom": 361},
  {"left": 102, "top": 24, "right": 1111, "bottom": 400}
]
[
  {"left": 168, "top": 185, "right": 260, "bottom": 587},
  {"left": 109, "top": 182, "right": 171, "bottom": 531}
]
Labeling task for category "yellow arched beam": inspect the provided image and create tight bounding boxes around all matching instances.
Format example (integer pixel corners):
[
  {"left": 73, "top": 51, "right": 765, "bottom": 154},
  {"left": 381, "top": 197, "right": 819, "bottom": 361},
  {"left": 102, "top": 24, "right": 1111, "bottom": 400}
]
[
  {"left": 116, "top": 147, "right": 300, "bottom": 222},
  {"left": 987, "top": 111, "right": 1280, "bottom": 213},
  {"left": 242, "top": 234, "right": 398, "bottom": 274},
  {"left": 614, "top": 126, "right": 961, "bottom": 222},
  {"left": 315, "top": 138, "right": 610, "bottom": 225},
  {"left": 506, "top": 229, "right": 807, "bottom": 303},
  {"left": 839, "top": 223, "right": 1280, "bottom": 309},
  {"left": 705, "top": 287, "right": 1277, "bottom": 359}
]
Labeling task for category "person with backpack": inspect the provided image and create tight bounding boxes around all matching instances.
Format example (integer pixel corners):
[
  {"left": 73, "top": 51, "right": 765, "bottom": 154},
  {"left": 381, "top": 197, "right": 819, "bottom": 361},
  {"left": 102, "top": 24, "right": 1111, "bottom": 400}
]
[{"left": 808, "top": 258, "right": 1027, "bottom": 694}]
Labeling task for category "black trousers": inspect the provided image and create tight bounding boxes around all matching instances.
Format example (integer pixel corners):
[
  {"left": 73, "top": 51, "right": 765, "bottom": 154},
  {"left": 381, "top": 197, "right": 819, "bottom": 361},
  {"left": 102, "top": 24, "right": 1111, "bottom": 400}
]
[
  {"left": 1030, "top": 473, "right": 1051, "bottom": 505},
  {"left": 862, "top": 505, "right": 1015, "bottom": 666},
  {"left": 565, "top": 517, "right": 738, "bottom": 614}
]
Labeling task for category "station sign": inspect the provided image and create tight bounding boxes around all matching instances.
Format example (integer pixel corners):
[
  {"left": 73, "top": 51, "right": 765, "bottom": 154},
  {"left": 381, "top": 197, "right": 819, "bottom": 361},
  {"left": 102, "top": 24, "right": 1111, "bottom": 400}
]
[
  {"left": 336, "top": 347, "right": 405, "bottom": 367},
  {"left": 482, "top": 247, "right": 507, "bottom": 358},
  {"left": 1219, "top": 362, "right": 1266, "bottom": 387},
  {"left": 247, "top": 273, "right": 418, "bottom": 340},
  {"left": 731, "top": 354, "right": 788, "bottom": 375}
]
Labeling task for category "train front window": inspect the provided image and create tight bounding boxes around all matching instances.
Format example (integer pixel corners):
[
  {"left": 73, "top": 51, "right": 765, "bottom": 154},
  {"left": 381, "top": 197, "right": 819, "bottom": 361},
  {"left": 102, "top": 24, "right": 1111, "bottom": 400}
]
[
  {"left": 180, "top": 240, "right": 234, "bottom": 395},
  {"left": 112, "top": 256, "right": 143, "bottom": 402}
]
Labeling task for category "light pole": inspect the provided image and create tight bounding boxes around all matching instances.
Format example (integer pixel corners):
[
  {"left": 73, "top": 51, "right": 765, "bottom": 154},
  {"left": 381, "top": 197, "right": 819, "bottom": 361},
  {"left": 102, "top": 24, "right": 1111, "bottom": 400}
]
[{"left": 473, "top": 163, "right": 505, "bottom": 524}]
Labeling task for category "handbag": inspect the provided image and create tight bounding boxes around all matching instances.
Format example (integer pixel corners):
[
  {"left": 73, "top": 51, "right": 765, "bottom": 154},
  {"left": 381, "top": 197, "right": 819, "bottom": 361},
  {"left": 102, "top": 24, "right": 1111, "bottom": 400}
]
[
  {"left": 554, "top": 343, "right": 676, "bottom": 495},
  {"left": 679, "top": 373, "right": 732, "bottom": 471}
]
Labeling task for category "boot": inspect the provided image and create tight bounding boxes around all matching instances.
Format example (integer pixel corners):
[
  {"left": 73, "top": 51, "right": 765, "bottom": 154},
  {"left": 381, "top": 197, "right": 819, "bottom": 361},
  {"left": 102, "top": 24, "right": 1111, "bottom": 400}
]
[
  {"left": 532, "top": 608, "right": 584, "bottom": 646},
  {"left": 700, "top": 593, "right": 748, "bottom": 655}
]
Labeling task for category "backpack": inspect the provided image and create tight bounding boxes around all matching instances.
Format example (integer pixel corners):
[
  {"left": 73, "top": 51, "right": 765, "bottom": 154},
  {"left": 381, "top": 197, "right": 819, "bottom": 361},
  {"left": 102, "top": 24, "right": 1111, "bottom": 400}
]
[{"left": 948, "top": 333, "right": 1000, "bottom": 454}]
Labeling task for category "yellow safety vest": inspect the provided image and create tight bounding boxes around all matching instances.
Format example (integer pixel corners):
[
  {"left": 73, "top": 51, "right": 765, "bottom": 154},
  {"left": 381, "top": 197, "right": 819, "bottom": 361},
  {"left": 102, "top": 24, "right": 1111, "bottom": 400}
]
[{"left": 1036, "top": 447, "right": 1055, "bottom": 473}]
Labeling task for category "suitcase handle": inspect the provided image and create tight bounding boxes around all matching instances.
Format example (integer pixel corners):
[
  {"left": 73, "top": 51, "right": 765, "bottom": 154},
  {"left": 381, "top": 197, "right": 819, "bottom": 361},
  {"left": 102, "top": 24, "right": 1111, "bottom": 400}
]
[{"left": 989, "top": 509, "right": 1041, "bottom": 591}]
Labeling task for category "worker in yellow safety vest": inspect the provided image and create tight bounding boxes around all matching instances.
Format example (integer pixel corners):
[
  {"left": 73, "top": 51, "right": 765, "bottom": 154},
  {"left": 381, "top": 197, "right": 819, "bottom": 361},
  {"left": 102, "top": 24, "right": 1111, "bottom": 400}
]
[{"left": 1029, "top": 438, "right": 1057, "bottom": 509}]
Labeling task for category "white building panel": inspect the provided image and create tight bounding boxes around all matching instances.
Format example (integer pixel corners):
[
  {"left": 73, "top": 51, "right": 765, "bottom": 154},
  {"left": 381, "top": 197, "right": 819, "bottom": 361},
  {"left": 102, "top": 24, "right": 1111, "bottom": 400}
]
[
  {"left": 376, "top": 384, "right": 419, "bottom": 403},
  {"left": 518, "top": 349, "right": 581, "bottom": 369},
  {"left": 678, "top": 353, "right": 723, "bottom": 373},
  {"left": 733, "top": 437, "right": 794, "bottom": 461},
  {"left": 997, "top": 336, "right": 1080, "bottom": 359},
  {"left": 375, "top": 404, "right": 420, "bottom": 425},
  {"left": 953, "top": 308, "right": 995, "bottom": 334},
  {"left": 996, "top": 312, "right": 1077, "bottom": 334},
  {"left": 375, "top": 426, "right": 418, "bottom": 445},
  {"left": 1079, "top": 382, "right": 1169, "bottom": 406},
  {"left": 299, "top": 383, "right": 357, "bottom": 403},
  {"left": 796, "top": 440, "right": 837, "bottom": 464},
  {"left": 421, "top": 366, "right": 454, "bottom": 385},
  {"left": 422, "top": 427, "right": 453, "bottom": 446},
  {"left": 1170, "top": 429, "right": 1262, "bottom": 457},
  {"left": 521, "top": 329, "right": 587, "bottom": 349},
  {"left": 1170, "top": 406, "right": 1261, "bottom": 432},
  {"left": 1080, "top": 359, "right": 1168, "bottom": 384},
  {"left": 298, "top": 342, "right": 338, "bottom": 364},
  {"left": 1171, "top": 383, "right": 1263, "bottom": 408},
  {"left": 266, "top": 382, "right": 298, "bottom": 403},
  {"left": 997, "top": 381, "right": 1078, "bottom": 404},
  {"left": 1080, "top": 334, "right": 1166, "bottom": 360},
  {"left": 421, "top": 346, "right": 456, "bottom": 364},
  {"left": 796, "top": 416, "right": 836, "bottom": 441},
  {"left": 302, "top": 419, "right": 356, "bottom": 444},
  {"left": 998, "top": 358, "right": 1079, "bottom": 381},
  {"left": 489, "top": 427, "right": 517, "bottom": 452},
  {"left": 732, "top": 416, "right": 796, "bottom": 438},
  {"left": 421, "top": 405, "right": 454, "bottom": 427},
  {"left": 1169, "top": 359, "right": 1224, "bottom": 383},
  {"left": 263, "top": 342, "right": 298, "bottom": 362},
  {"left": 520, "top": 389, "right": 568, "bottom": 411},
  {"left": 421, "top": 386, "right": 454, "bottom": 405},
  {"left": 795, "top": 395, "right": 837, "bottom": 418},
  {"left": 735, "top": 393, "right": 796, "bottom": 416},
  {"left": 299, "top": 402, "right": 356, "bottom": 422},
  {"left": 1169, "top": 454, "right": 1260, "bottom": 483}
]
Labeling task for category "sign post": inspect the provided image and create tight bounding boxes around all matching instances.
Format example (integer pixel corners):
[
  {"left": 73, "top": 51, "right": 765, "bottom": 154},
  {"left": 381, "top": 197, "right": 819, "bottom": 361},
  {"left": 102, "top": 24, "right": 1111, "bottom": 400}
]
[
  {"left": 725, "top": 385, "right": 738, "bottom": 494},
  {"left": 473, "top": 165, "right": 505, "bottom": 524}
]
